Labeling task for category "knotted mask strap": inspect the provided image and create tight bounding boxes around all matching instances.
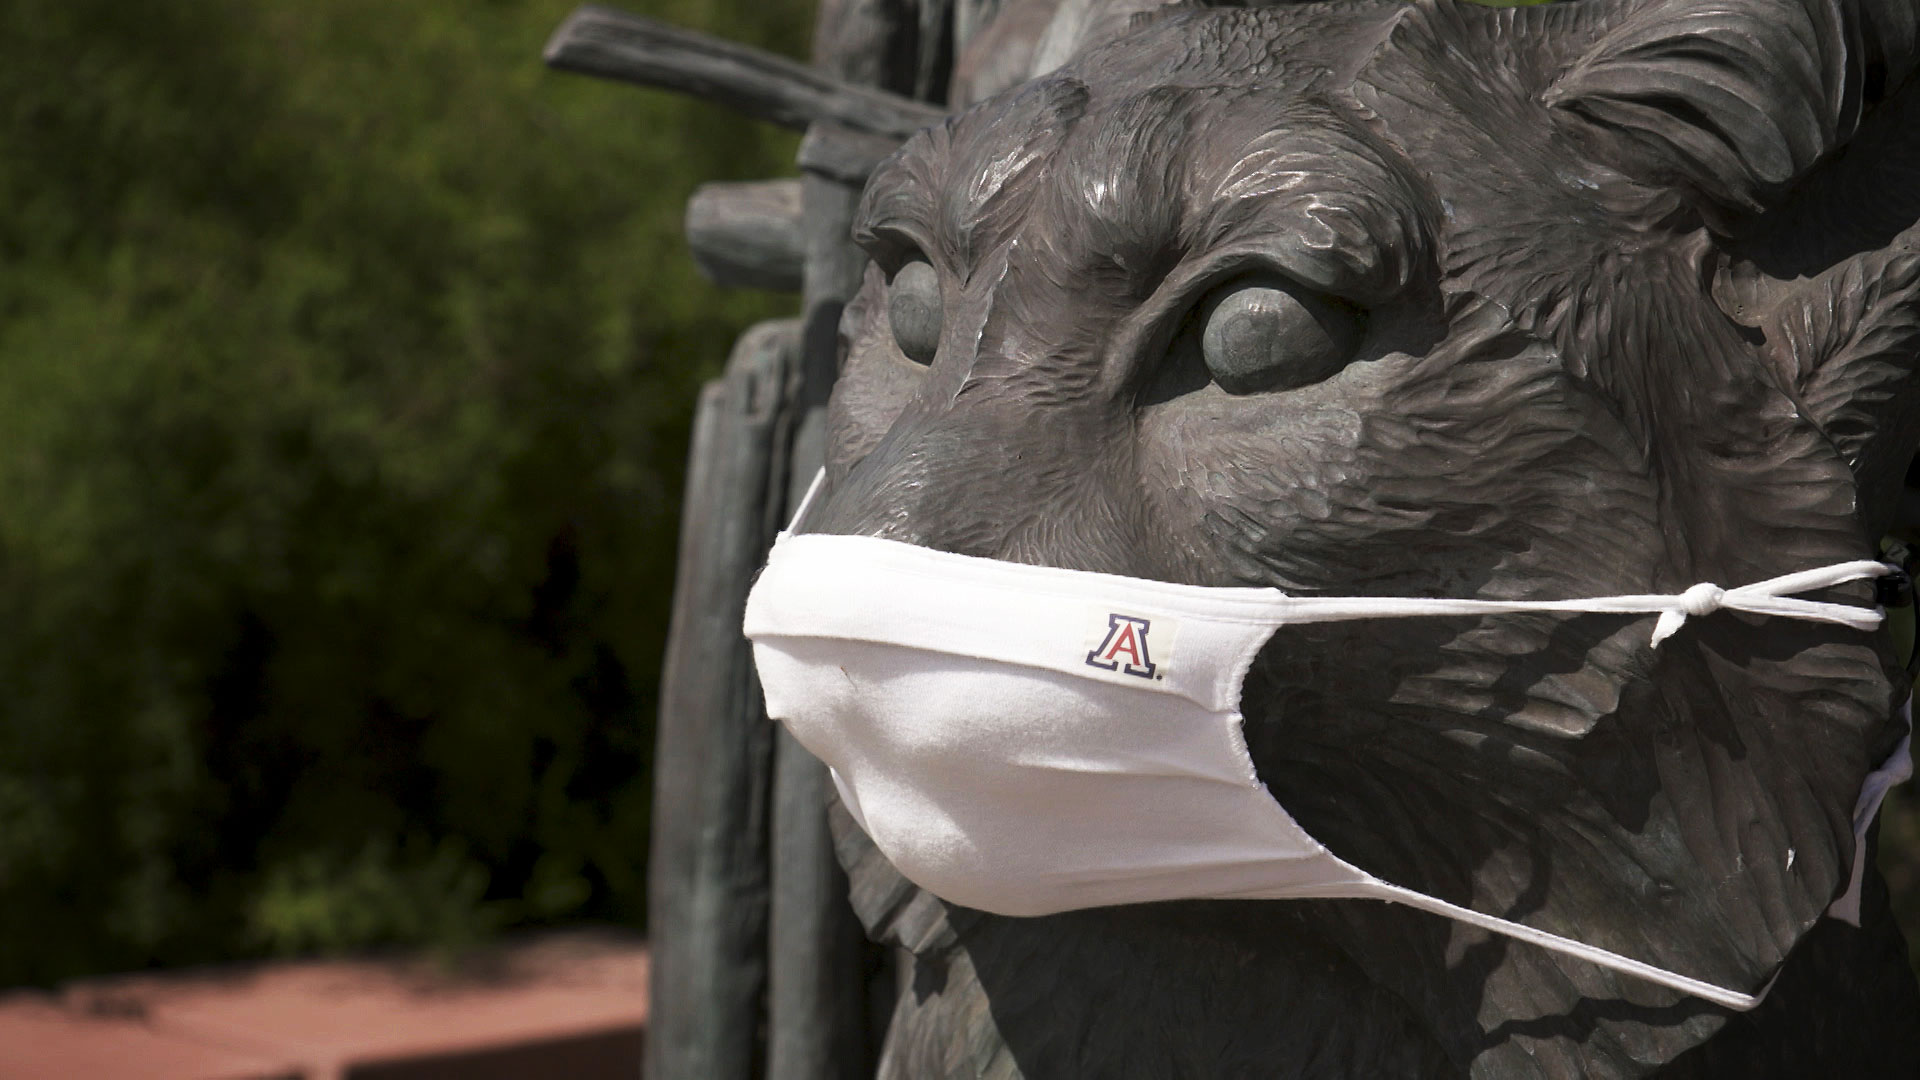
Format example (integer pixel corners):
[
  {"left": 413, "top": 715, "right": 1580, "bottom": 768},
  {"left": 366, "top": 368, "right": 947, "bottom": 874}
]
[{"left": 1275, "top": 560, "right": 1892, "bottom": 647}]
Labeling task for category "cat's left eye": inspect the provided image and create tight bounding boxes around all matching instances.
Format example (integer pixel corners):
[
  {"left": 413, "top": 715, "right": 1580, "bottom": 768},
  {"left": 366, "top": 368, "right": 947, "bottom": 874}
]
[
  {"left": 1199, "top": 274, "right": 1363, "bottom": 394},
  {"left": 888, "top": 257, "right": 942, "bottom": 364}
]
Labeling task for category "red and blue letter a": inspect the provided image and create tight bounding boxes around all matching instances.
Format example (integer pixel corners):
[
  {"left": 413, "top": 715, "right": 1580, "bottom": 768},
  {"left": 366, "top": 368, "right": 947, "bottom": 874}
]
[{"left": 1086, "top": 614, "right": 1156, "bottom": 679}]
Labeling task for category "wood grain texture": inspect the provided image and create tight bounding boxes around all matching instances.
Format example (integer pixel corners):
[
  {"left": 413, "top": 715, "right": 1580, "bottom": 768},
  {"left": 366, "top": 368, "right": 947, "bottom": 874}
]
[
  {"left": 765, "top": 144, "right": 887, "bottom": 1080},
  {"left": 685, "top": 179, "right": 806, "bottom": 293},
  {"left": 646, "top": 318, "right": 800, "bottom": 1080},
  {"left": 544, "top": 5, "right": 944, "bottom": 138},
  {"left": 798, "top": 124, "right": 906, "bottom": 186}
]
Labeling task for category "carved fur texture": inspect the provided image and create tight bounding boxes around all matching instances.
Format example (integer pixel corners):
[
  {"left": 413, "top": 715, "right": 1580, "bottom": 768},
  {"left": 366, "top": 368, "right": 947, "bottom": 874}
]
[{"left": 807, "top": 1, "right": 1920, "bottom": 1075}]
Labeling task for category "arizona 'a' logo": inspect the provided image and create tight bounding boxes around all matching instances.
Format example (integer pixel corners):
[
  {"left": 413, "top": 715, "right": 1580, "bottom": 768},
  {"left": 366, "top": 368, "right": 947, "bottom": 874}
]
[{"left": 1086, "top": 614, "right": 1156, "bottom": 679}]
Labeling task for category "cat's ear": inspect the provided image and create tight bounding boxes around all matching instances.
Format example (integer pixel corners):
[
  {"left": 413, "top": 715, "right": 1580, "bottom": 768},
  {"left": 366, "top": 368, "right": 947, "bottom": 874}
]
[
  {"left": 1758, "top": 245, "right": 1920, "bottom": 536},
  {"left": 1544, "top": 0, "right": 1920, "bottom": 229},
  {"left": 1544, "top": 0, "right": 1920, "bottom": 532}
]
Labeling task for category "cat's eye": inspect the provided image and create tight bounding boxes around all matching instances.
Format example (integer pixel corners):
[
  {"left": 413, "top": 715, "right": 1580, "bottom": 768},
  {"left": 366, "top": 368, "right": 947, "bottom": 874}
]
[
  {"left": 1200, "top": 275, "right": 1363, "bottom": 394},
  {"left": 889, "top": 258, "right": 942, "bottom": 364}
]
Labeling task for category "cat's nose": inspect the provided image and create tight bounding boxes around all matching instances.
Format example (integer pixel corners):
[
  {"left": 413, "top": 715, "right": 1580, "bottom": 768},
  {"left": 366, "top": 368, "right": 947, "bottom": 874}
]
[{"left": 802, "top": 400, "right": 1155, "bottom": 575}]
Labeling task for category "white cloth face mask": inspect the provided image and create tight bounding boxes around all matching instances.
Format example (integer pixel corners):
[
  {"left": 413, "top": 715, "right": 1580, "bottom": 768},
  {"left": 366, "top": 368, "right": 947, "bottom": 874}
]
[{"left": 744, "top": 471, "right": 1912, "bottom": 1012}]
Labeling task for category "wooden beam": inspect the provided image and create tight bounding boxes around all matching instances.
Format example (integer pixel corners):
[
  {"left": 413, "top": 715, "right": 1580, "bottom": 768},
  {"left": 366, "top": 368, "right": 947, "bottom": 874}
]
[
  {"left": 797, "top": 123, "right": 905, "bottom": 185},
  {"left": 685, "top": 179, "right": 806, "bottom": 292},
  {"left": 544, "top": 5, "right": 946, "bottom": 140}
]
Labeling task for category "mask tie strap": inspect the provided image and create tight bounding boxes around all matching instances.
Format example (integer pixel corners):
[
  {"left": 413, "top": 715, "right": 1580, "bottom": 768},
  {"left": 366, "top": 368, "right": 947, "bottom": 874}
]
[
  {"left": 782, "top": 467, "right": 829, "bottom": 537},
  {"left": 1360, "top": 696, "right": 1915, "bottom": 1011},
  {"left": 1828, "top": 696, "right": 1915, "bottom": 925},
  {"left": 1269, "top": 560, "right": 1890, "bottom": 646},
  {"left": 1353, "top": 880, "right": 1766, "bottom": 1010},
  {"left": 1648, "top": 560, "right": 1892, "bottom": 645}
]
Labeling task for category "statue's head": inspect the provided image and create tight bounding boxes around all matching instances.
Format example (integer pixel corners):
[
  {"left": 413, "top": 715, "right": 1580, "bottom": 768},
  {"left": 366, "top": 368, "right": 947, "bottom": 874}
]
[{"left": 807, "top": 0, "right": 1920, "bottom": 1069}]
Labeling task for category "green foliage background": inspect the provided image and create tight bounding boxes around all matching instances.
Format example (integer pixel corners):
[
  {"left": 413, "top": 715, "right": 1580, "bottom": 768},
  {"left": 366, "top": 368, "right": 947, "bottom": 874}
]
[{"left": 0, "top": 0, "right": 805, "bottom": 983}]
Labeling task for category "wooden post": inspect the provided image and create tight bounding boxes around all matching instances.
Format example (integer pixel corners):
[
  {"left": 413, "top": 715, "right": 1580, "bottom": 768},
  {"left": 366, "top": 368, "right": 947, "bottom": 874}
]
[
  {"left": 647, "top": 320, "right": 802, "bottom": 1080},
  {"left": 766, "top": 7, "right": 943, "bottom": 1075},
  {"left": 765, "top": 133, "right": 882, "bottom": 1080},
  {"left": 544, "top": 6, "right": 956, "bottom": 1075}
]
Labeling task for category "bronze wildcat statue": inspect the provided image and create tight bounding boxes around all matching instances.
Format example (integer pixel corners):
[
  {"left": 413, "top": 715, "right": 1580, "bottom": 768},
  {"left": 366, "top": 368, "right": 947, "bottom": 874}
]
[{"left": 793, "top": 0, "right": 1920, "bottom": 1075}]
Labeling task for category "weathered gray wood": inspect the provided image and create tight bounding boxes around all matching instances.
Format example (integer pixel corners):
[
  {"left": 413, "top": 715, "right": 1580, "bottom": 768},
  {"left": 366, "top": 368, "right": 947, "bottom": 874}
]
[
  {"left": 802, "top": 171, "right": 874, "bottom": 314},
  {"left": 811, "top": 0, "right": 922, "bottom": 99},
  {"left": 948, "top": 0, "right": 1059, "bottom": 106},
  {"left": 686, "top": 179, "right": 806, "bottom": 293},
  {"left": 647, "top": 318, "right": 801, "bottom": 1080},
  {"left": 913, "top": 0, "right": 956, "bottom": 104},
  {"left": 797, "top": 124, "right": 906, "bottom": 186},
  {"left": 953, "top": 0, "right": 1003, "bottom": 52},
  {"left": 810, "top": 0, "right": 953, "bottom": 103},
  {"left": 562, "top": 2, "right": 961, "bottom": 1075},
  {"left": 768, "top": 732, "right": 868, "bottom": 1080},
  {"left": 543, "top": 5, "right": 945, "bottom": 139},
  {"left": 766, "top": 139, "right": 880, "bottom": 1080},
  {"left": 762, "top": 11, "right": 954, "bottom": 1075}
]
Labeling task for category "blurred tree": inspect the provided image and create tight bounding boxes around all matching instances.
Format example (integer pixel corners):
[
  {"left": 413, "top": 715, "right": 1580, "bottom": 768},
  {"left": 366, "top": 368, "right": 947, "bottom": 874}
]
[{"left": 0, "top": 0, "right": 805, "bottom": 982}]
